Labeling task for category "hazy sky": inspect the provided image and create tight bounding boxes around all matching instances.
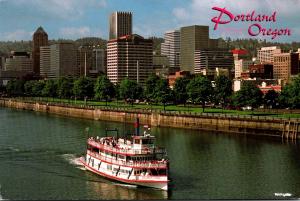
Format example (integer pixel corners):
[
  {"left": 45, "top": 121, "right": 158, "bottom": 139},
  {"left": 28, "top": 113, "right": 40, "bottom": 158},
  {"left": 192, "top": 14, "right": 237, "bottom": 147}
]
[{"left": 0, "top": 0, "right": 299, "bottom": 42}]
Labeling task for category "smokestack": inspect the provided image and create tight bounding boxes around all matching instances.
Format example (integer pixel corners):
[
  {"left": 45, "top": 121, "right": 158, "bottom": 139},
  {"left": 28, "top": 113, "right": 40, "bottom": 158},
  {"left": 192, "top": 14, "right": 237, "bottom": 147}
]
[{"left": 134, "top": 117, "right": 140, "bottom": 136}]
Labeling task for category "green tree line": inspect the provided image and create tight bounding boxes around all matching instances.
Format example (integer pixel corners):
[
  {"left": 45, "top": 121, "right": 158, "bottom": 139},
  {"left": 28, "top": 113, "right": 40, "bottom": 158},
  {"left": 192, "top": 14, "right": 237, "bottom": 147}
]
[{"left": 3, "top": 74, "right": 300, "bottom": 111}]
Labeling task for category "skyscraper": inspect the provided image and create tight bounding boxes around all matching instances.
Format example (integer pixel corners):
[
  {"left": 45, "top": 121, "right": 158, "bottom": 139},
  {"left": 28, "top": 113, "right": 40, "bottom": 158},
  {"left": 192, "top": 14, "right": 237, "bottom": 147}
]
[
  {"left": 77, "top": 46, "right": 106, "bottom": 77},
  {"left": 40, "top": 46, "right": 51, "bottom": 78},
  {"left": 273, "top": 52, "right": 299, "bottom": 83},
  {"left": 194, "top": 49, "right": 234, "bottom": 74},
  {"left": 257, "top": 46, "right": 281, "bottom": 64},
  {"left": 32, "top": 26, "right": 48, "bottom": 75},
  {"left": 5, "top": 51, "right": 33, "bottom": 72},
  {"left": 49, "top": 42, "right": 78, "bottom": 79},
  {"left": 109, "top": 12, "right": 132, "bottom": 40},
  {"left": 78, "top": 45, "right": 94, "bottom": 77},
  {"left": 180, "top": 25, "right": 209, "bottom": 73},
  {"left": 93, "top": 49, "right": 106, "bottom": 75},
  {"left": 161, "top": 30, "right": 180, "bottom": 70},
  {"left": 107, "top": 34, "right": 153, "bottom": 85}
]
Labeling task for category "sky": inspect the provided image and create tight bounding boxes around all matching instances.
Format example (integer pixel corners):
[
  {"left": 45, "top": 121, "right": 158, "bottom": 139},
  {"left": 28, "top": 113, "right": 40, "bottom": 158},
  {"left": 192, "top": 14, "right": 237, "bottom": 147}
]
[{"left": 0, "top": 0, "right": 300, "bottom": 42}]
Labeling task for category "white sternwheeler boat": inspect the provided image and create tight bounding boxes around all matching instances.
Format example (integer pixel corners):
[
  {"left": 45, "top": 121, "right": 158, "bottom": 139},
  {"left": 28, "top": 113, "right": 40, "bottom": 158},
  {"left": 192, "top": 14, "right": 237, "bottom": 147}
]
[{"left": 80, "top": 118, "right": 169, "bottom": 190}]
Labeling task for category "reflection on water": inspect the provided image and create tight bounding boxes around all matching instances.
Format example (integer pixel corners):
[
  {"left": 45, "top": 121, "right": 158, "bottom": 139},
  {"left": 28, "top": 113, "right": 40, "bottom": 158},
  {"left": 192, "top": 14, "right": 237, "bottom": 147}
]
[
  {"left": 1, "top": 107, "right": 300, "bottom": 199},
  {"left": 86, "top": 178, "right": 168, "bottom": 200}
]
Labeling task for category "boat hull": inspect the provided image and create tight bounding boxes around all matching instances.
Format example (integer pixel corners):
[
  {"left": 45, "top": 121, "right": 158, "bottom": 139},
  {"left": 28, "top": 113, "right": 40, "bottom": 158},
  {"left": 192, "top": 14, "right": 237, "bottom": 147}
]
[{"left": 80, "top": 157, "right": 168, "bottom": 191}]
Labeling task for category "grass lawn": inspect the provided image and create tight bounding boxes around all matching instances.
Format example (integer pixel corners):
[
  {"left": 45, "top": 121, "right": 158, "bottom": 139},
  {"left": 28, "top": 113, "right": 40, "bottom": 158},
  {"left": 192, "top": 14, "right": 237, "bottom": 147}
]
[{"left": 20, "top": 97, "right": 300, "bottom": 119}]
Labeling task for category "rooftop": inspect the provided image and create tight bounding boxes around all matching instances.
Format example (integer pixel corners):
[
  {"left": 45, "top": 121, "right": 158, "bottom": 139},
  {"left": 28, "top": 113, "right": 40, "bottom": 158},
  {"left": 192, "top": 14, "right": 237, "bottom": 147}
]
[{"left": 34, "top": 26, "right": 47, "bottom": 35}]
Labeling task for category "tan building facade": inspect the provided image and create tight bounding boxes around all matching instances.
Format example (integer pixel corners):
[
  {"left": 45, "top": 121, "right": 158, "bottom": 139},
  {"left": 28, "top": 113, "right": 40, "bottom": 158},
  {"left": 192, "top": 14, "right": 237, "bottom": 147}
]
[
  {"left": 257, "top": 46, "right": 281, "bottom": 64},
  {"left": 273, "top": 52, "right": 299, "bottom": 83},
  {"left": 234, "top": 59, "right": 254, "bottom": 78},
  {"left": 107, "top": 34, "right": 153, "bottom": 85},
  {"left": 5, "top": 51, "right": 33, "bottom": 72},
  {"left": 40, "top": 46, "right": 51, "bottom": 78},
  {"left": 161, "top": 30, "right": 180, "bottom": 70}
]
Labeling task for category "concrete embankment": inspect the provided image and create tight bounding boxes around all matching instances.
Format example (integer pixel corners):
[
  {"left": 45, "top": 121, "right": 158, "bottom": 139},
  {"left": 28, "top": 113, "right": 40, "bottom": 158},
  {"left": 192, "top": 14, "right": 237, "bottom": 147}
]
[{"left": 1, "top": 98, "right": 300, "bottom": 140}]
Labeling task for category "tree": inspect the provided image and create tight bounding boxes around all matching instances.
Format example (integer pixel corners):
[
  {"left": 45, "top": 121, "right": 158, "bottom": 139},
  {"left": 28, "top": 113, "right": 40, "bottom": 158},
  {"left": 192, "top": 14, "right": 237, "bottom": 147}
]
[
  {"left": 264, "top": 90, "right": 279, "bottom": 109},
  {"left": 57, "top": 77, "right": 74, "bottom": 99},
  {"left": 14, "top": 79, "right": 26, "bottom": 96},
  {"left": 144, "top": 74, "right": 160, "bottom": 103},
  {"left": 279, "top": 75, "right": 300, "bottom": 108},
  {"left": 214, "top": 75, "right": 233, "bottom": 109},
  {"left": 233, "top": 82, "right": 263, "bottom": 110},
  {"left": 6, "top": 79, "right": 25, "bottom": 97},
  {"left": 73, "top": 77, "right": 95, "bottom": 100},
  {"left": 94, "top": 75, "right": 115, "bottom": 106},
  {"left": 31, "top": 80, "right": 45, "bottom": 97},
  {"left": 24, "top": 81, "right": 35, "bottom": 96},
  {"left": 114, "top": 83, "right": 121, "bottom": 100},
  {"left": 6, "top": 80, "right": 16, "bottom": 96},
  {"left": 42, "top": 80, "right": 58, "bottom": 98},
  {"left": 187, "top": 75, "right": 213, "bottom": 112},
  {"left": 154, "top": 79, "right": 173, "bottom": 110},
  {"left": 0, "top": 85, "right": 6, "bottom": 95},
  {"left": 173, "top": 77, "right": 190, "bottom": 106},
  {"left": 119, "top": 78, "right": 143, "bottom": 105}
]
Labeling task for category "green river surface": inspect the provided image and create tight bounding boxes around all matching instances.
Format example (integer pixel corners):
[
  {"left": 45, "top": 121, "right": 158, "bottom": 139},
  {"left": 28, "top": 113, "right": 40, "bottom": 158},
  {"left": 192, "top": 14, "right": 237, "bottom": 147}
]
[{"left": 1, "top": 107, "right": 300, "bottom": 200}]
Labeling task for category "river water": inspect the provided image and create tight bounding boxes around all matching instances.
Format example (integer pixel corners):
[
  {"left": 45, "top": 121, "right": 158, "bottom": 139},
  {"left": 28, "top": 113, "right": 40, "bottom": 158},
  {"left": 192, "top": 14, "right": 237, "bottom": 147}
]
[{"left": 1, "top": 107, "right": 300, "bottom": 200}]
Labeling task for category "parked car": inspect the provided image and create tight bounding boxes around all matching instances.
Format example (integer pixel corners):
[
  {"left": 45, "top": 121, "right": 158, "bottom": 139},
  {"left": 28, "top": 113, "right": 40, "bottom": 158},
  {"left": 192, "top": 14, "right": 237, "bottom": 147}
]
[{"left": 242, "top": 106, "right": 252, "bottom": 111}]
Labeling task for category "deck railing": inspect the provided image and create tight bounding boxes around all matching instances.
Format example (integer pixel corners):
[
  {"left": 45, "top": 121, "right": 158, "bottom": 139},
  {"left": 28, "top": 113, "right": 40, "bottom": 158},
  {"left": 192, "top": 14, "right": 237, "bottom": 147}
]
[
  {"left": 88, "top": 139, "right": 167, "bottom": 156},
  {"left": 87, "top": 150, "right": 167, "bottom": 169}
]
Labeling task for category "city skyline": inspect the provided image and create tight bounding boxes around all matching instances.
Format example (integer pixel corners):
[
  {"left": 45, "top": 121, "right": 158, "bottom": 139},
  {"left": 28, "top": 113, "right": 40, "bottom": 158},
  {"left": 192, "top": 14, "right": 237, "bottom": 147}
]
[{"left": 0, "top": 0, "right": 300, "bottom": 42}]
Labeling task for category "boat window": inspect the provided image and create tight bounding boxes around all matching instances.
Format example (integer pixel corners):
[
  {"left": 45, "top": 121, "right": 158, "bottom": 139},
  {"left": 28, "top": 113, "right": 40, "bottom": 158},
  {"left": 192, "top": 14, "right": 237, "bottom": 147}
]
[
  {"left": 107, "top": 165, "right": 112, "bottom": 170},
  {"left": 142, "top": 139, "right": 154, "bottom": 144},
  {"left": 118, "top": 155, "right": 125, "bottom": 159},
  {"left": 92, "top": 147, "right": 99, "bottom": 153},
  {"left": 134, "top": 139, "right": 140, "bottom": 144},
  {"left": 134, "top": 170, "right": 141, "bottom": 175}
]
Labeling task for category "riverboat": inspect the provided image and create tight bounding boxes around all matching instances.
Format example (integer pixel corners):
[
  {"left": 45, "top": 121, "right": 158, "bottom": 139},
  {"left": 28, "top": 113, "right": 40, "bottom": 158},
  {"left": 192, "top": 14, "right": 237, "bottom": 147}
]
[{"left": 80, "top": 118, "right": 169, "bottom": 190}]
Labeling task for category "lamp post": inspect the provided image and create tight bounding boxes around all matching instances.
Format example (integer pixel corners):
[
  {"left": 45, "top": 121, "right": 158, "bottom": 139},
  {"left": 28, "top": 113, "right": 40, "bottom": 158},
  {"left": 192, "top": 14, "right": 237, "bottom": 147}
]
[{"left": 137, "top": 60, "right": 139, "bottom": 84}]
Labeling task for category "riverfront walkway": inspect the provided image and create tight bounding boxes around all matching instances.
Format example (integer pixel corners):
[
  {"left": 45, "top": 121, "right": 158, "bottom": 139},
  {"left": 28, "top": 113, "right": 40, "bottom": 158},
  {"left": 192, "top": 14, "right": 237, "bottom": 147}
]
[
  {"left": 3, "top": 97, "right": 300, "bottom": 121},
  {"left": 1, "top": 98, "right": 300, "bottom": 140}
]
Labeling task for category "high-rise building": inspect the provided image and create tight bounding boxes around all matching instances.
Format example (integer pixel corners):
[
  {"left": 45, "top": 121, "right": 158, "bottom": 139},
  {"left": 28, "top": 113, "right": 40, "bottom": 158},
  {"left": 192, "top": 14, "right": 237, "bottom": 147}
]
[
  {"left": 77, "top": 46, "right": 106, "bottom": 77},
  {"left": 49, "top": 42, "right": 78, "bottom": 79},
  {"left": 93, "top": 49, "right": 106, "bottom": 75},
  {"left": 0, "top": 56, "right": 5, "bottom": 70},
  {"left": 180, "top": 25, "right": 209, "bottom": 73},
  {"left": 109, "top": 12, "right": 132, "bottom": 40},
  {"left": 32, "top": 26, "right": 48, "bottom": 75},
  {"left": 161, "top": 30, "right": 180, "bottom": 70},
  {"left": 209, "top": 39, "right": 219, "bottom": 49},
  {"left": 5, "top": 51, "right": 33, "bottom": 72},
  {"left": 194, "top": 49, "right": 234, "bottom": 74},
  {"left": 107, "top": 34, "right": 153, "bottom": 85},
  {"left": 273, "top": 52, "right": 299, "bottom": 83},
  {"left": 234, "top": 59, "right": 254, "bottom": 78},
  {"left": 78, "top": 46, "right": 94, "bottom": 77},
  {"left": 248, "top": 64, "right": 273, "bottom": 79},
  {"left": 257, "top": 46, "right": 281, "bottom": 64},
  {"left": 40, "top": 46, "right": 51, "bottom": 79}
]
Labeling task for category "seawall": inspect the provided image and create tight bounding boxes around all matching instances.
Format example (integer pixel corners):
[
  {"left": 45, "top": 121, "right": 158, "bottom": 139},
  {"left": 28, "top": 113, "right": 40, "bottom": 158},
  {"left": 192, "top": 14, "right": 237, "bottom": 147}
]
[{"left": 1, "top": 98, "right": 300, "bottom": 140}]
